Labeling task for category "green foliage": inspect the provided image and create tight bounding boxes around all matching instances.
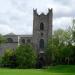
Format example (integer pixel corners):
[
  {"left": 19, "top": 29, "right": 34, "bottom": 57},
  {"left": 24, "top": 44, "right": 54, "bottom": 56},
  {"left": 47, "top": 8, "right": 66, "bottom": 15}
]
[
  {"left": 0, "top": 34, "right": 6, "bottom": 44},
  {"left": 53, "top": 29, "right": 71, "bottom": 44},
  {"left": 2, "top": 48, "right": 16, "bottom": 68},
  {"left": 46, "top": 38, "right": 59, "bottom": 65},
  {"left": 46, "top": 28, "right": 75, "bottom": 65},
  {"left": 1, "top": 44, "right": 37, "bottom": 68},
  {"left": 15, "top": 44, "right": 37, "bottom": 68}
]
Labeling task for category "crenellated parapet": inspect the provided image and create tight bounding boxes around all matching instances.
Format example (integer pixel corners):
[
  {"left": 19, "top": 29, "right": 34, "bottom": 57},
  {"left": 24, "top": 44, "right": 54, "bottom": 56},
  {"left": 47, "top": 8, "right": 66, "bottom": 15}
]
[{"left": 33, "top": 8, "right": 53, "bottom": 16}]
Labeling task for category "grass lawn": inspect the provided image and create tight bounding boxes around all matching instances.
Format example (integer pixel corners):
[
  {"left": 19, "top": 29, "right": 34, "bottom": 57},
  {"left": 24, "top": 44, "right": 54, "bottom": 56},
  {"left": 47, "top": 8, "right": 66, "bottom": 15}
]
[{"left": 0, "top": 65, "right": 75, "bottom": 75}]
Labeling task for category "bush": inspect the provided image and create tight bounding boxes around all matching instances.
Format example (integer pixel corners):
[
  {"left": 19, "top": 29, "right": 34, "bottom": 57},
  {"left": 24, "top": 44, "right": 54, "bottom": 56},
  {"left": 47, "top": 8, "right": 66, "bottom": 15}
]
[
  {"left": 2, "top": 49, "right": 17, "bottom": 68},
  {"left": 1, "top": 44, "right": 37, "bottom": 68},
  {"left": 15, "top": 44, "right": 37, "bottom": 68}
]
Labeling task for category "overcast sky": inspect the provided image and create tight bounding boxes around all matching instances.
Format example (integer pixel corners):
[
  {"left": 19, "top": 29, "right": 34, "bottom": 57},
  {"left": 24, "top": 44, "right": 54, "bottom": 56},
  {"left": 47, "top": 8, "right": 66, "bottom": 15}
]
[{"left": 0, "top": 0, "right": 74, "bottom": 35}]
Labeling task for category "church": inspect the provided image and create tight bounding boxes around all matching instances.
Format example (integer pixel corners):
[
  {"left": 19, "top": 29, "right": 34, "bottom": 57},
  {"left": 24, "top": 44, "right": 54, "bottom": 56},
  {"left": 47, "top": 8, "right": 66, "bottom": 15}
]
[{"left": 0, "top": 9, "right": 53, "bottom": 56}]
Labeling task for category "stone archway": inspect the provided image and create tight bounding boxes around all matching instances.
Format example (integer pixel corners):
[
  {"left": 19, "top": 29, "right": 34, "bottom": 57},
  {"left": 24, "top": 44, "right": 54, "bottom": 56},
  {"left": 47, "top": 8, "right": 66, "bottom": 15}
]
[{"left": 36, "top": 53, "right": 46, "bottom": 68}]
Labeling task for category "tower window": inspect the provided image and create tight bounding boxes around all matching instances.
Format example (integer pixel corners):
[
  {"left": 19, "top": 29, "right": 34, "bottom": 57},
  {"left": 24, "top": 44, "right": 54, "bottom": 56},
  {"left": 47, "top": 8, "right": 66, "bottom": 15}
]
[
  {"left": 40, "top": 23, "right": 44, "bottom": 30},
  {"left": 41, "top": 33, "right": 44, "bottom": 36},
  {"left": 39, "top": 39, "right": 44, "bottom": 49},
  {"left": 22, "top": 39, "right": 25, "bottom": 44},
  {"left": 7, "top": 38, "right": 13, "bottom": 43}
]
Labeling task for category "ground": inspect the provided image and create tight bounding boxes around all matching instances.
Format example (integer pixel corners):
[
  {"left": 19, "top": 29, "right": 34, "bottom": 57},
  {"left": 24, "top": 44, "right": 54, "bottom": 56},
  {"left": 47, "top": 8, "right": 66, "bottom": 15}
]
[{"left": 0, "top": 65, "right": 75, "bottom": 75}]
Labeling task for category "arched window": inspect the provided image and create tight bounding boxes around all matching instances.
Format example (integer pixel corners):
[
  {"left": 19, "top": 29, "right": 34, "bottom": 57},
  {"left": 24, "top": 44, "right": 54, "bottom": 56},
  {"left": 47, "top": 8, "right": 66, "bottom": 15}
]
[
  {"left": 22, "top": 39, "right": 25, "bottom": 44},
  {"left": 7, "top": 38, "right": 13, "bottom": 43},
  {"left": 39, "top": 39, "right": 44, "bottom": 49},
  {"left": 40, "top": 23, "right": 44, "bottom": 30}
]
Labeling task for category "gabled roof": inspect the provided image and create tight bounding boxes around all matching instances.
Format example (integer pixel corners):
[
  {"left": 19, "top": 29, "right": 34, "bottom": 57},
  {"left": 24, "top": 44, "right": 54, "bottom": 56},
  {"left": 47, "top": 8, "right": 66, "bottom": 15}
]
[
  {"left": 5, "top": 32, "right": 16, "bottom": 36},
  {"left": 4, "top": 33, "right": 32, "bottom": 37}
]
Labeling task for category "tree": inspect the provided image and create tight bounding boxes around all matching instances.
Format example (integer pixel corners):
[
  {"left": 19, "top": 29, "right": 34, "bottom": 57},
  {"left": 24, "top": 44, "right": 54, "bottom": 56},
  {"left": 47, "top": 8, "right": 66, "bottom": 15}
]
[
  {"left": 0, "top": 34, "right": 6, "bottom": 55},
  {"left": 45, "top": 36, "right": 60, "bottom": 65},
  {"left": 61, "top": 44, "right": 73, "bottom": 64},
  {"left": 15, "top": 44, "right": 37, "bottom": 68},
  {"left": 53, "top": 29, "right": 72, "bottom": 45},
  {"left": 2, "top": 48, "right": 16, "bottom": 68},
  {"left": 46, "top": 28, "right": 72, "bottom": 65},
  {"left": 0, "top": 34, "right": 6, "bottom": 45}
]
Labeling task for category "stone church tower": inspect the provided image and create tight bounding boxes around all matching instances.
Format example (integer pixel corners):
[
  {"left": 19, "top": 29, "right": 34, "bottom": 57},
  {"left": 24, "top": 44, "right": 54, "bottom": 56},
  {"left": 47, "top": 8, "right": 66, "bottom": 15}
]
[{"left": 33, "top": 9, "right": 53, "bottom": 55}]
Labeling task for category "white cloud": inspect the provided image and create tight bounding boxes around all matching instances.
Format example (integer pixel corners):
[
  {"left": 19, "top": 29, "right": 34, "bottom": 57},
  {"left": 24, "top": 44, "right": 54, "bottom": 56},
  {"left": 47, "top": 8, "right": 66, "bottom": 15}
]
[
  {"left": 0, "top": 24, "right": 14, "bottom": 34},
  {"left": 53, "top": 17, "right": 72, "bottom": 30}
]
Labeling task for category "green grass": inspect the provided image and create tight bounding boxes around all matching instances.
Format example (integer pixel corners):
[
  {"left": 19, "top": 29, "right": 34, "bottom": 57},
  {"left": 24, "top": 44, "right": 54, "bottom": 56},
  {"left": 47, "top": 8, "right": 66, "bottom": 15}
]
[
  {"left": 47, "top": 65, "right": 75, "bottom": 73},
  {"left": 0, "top": 65, "right": 75, "bottom": 75}
]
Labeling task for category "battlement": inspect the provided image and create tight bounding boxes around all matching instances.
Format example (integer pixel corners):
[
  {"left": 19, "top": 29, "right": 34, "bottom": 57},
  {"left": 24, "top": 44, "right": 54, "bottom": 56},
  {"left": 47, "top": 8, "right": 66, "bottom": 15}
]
[{"left": 33, "top": 8, "right": 53, "bottom": 16}]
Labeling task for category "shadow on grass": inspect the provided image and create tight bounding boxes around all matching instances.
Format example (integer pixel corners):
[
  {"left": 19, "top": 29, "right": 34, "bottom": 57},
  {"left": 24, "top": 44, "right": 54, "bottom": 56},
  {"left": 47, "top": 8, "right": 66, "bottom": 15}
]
[{"left": 42, "top": 65, "right": 75, "bottom": 73}]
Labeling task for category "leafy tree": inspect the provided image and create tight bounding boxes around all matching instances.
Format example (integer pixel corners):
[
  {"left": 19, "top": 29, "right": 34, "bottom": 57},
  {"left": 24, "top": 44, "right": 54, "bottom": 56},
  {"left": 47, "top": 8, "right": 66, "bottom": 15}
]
[
  {"left": 45, "top": 37, "right": 59, "bottom": 65},
  {"left": 15, "top": 44, "right": 37, "bottom": 68},
  {"left": 0, "top": 34, "right": 6, "bottom": 44},
  {"left": 53, "top": 29, "right": 71, "bottom": 45},
  {"left": 2, "top": 48, "right": 16, "bottom": 68},
  {"left": 46, "top": 28, "right": 73, "bottom": 65}
]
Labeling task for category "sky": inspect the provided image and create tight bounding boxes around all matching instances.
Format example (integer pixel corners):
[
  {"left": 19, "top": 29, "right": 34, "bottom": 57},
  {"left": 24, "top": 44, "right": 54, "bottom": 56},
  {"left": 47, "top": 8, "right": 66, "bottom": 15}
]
[{"left": 0, "top": 0, "right": 74, "bottom": 35}]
